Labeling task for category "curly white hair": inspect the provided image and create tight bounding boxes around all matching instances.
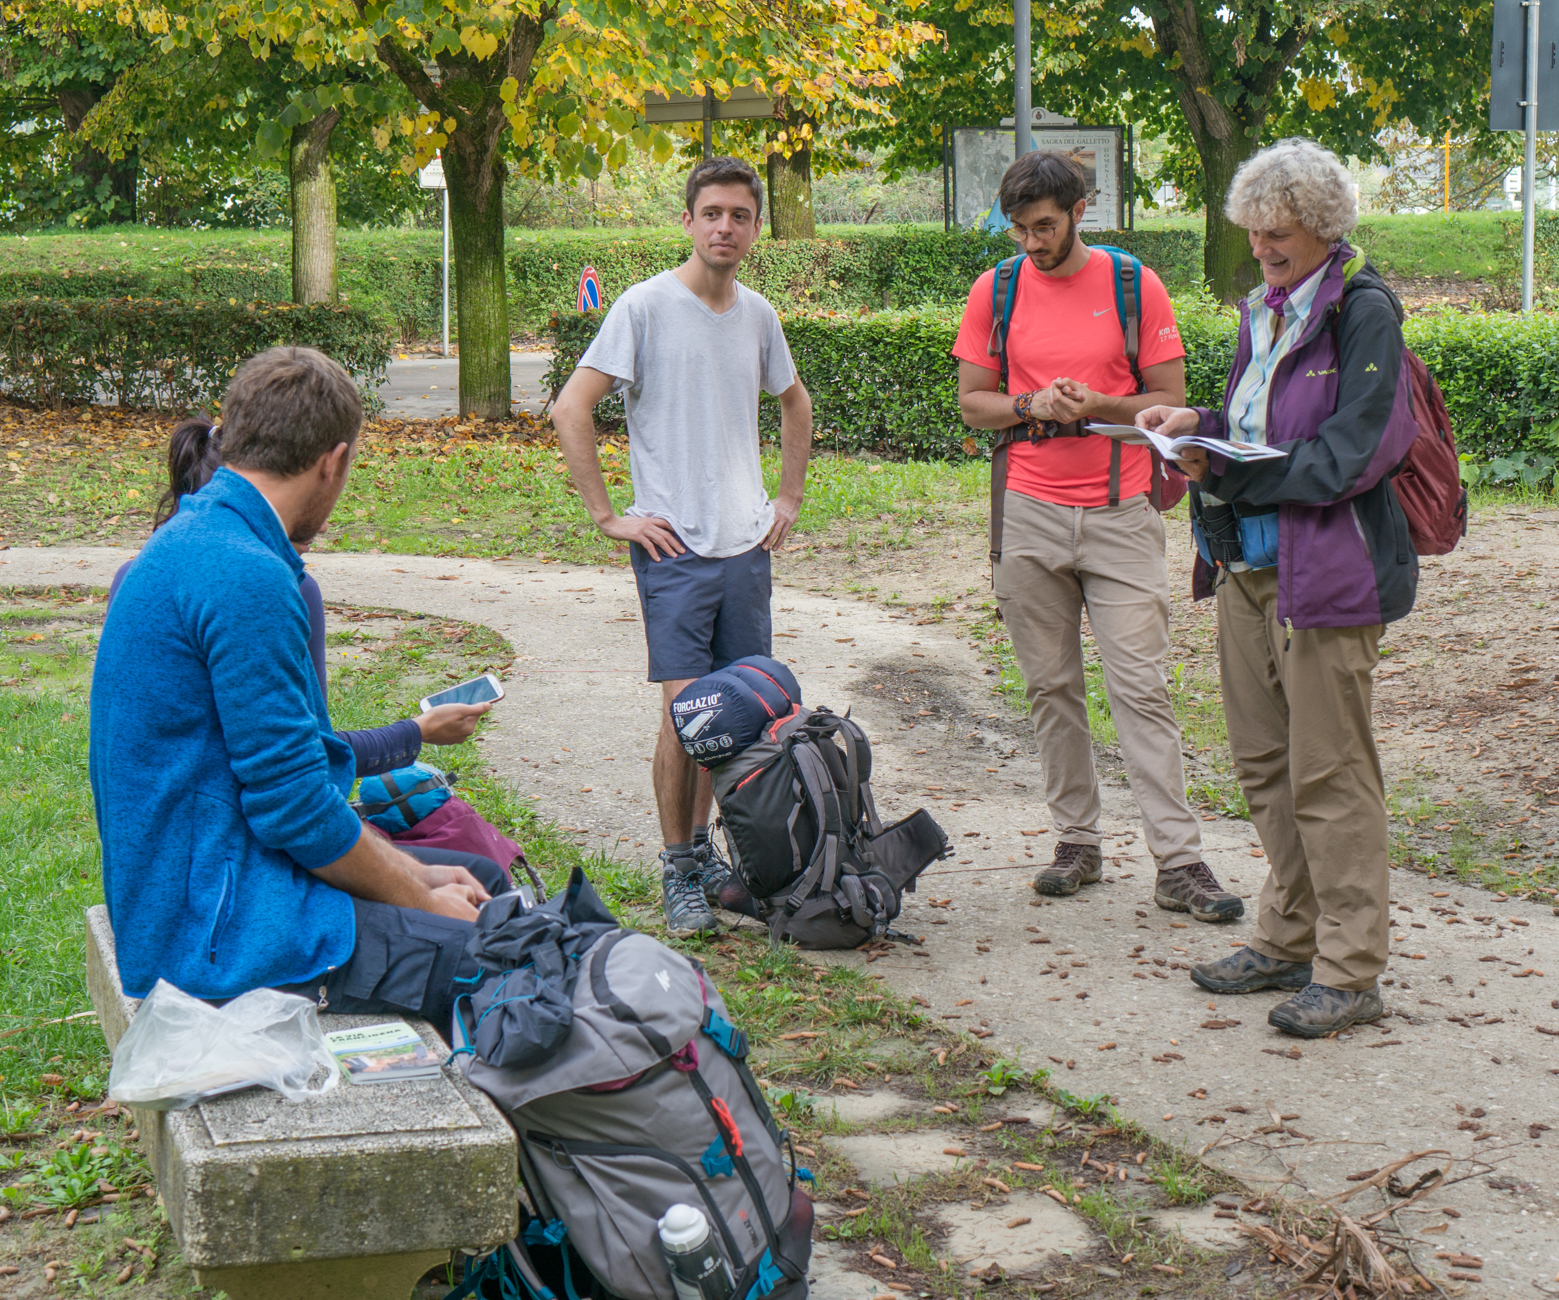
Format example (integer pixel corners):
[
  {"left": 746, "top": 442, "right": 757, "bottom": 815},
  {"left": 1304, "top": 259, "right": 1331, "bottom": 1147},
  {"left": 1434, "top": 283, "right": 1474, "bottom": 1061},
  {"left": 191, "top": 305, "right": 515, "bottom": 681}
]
[{"left": 1224, "top": 138, "right": 1359, "bottom": 243}]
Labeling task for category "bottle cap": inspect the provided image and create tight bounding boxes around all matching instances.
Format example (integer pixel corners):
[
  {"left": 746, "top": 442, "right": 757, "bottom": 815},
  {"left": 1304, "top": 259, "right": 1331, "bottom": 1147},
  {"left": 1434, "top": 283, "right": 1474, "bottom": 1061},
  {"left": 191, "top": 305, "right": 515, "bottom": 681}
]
[{"left": 657, "top": 1203, "right": 708, "bottom": 1249}]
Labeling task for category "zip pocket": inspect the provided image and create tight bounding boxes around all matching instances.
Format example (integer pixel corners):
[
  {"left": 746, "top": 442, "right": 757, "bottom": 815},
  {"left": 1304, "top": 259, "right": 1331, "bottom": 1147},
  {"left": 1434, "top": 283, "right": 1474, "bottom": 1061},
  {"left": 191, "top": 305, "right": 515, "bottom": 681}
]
[{"left": 208, "top": 859, "right": 237, "bottom": 963}]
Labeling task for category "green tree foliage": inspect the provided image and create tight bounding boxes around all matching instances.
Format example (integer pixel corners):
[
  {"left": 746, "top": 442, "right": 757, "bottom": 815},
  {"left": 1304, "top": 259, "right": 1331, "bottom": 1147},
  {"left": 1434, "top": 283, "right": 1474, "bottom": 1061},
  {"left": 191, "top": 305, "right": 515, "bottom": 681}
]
[
  {"left": 868, "top": 0, "right": 1493, "bottom": 300},
  {"left": 0, "top": 8, "right": 144, "bottom": 225}
]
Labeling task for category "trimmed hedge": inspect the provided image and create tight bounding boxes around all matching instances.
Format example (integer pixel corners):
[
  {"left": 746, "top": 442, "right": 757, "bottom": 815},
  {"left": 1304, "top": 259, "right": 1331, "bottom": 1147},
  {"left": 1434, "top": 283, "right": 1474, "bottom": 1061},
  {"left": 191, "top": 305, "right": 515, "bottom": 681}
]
[
  {"left": 0, "top": 228, "right": 1206, "bottom": 340},
  {"left": 548, "top": 303, "right": 1559, "bottom": 462},
  {"left": 512, "top": 226, "right": 1204, "bottom": 329},
  {"left": 0, "top": 298, "right": 392, "bottom": 412}
]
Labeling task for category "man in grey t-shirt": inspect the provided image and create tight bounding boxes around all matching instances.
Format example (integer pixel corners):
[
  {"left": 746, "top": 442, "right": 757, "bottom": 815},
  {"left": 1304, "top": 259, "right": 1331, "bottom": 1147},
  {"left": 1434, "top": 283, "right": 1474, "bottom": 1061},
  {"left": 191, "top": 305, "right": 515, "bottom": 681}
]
[{"left": 553, "top": 157, "right": 813, "bottom": 937}]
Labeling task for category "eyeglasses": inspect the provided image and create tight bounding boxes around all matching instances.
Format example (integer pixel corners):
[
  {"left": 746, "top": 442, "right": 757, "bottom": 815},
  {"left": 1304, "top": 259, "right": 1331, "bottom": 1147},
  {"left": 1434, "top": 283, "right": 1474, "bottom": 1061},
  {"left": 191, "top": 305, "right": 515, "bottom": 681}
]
[{"left": 1006, "top": 221, "right": 1061, "bottom": 245}]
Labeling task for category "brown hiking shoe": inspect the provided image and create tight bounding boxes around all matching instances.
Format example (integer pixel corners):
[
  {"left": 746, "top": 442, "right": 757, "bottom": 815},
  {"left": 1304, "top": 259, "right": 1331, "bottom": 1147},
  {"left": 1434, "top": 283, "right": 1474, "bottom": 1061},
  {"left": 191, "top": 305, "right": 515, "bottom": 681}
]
[
  {"left": 1268, "top": 983, "right": 1383, "bottom": 1038},
  {"left": 1032, "top": 841, "right": 1102, "bottom": 897},
  {"left": 1155, "top": 861, "right": 1244, "bottom": 922}
]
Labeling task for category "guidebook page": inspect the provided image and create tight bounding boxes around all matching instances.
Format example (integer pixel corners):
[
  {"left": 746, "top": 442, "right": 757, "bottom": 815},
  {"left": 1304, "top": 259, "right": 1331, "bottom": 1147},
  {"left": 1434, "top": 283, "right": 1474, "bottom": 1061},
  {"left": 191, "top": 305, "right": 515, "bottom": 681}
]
[{"left": 1086, "top": 424, "right": 1288, "bottom": 464}]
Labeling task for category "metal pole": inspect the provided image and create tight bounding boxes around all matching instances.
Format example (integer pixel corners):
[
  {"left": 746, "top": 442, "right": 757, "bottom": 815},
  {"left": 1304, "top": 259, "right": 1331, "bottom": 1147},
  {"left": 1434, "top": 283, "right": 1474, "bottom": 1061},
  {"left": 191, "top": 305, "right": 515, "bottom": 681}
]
[
  {"left": 1443, "top": 129, "right": 1451, "bottom": 212},
  {"left": 702, "top": 91, "right": 714, "bottom": 160},
  {"left": 441, "top": 186, "right": 450, "bottom": 357},
  {"left": 1524, "top": 0, "right": 1540, "bottom": 312},
  {"left": 1014, "top": 0, "right": 1032, "bottom": 157},
  {"left": 1126, "top": 124, "right": 1135, "bottom": 230},
  {"left": 943, "top": 123, "right": 951, "bottom": 232}
]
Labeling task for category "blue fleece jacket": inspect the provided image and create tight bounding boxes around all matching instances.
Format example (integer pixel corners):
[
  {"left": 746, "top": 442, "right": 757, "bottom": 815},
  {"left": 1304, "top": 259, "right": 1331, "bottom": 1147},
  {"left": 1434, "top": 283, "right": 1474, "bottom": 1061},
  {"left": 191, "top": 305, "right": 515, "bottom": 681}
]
[{"left": 89, "top": 468, "right": 361, "bottom": 999}]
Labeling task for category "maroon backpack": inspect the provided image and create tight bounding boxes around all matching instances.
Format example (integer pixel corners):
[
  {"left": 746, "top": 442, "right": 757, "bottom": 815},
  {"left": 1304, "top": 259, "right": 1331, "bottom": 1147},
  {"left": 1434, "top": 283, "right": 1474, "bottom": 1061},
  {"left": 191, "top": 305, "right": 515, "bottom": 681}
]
[{"left": 1394, "top": 349, "right": 1468, "bottom": 555}]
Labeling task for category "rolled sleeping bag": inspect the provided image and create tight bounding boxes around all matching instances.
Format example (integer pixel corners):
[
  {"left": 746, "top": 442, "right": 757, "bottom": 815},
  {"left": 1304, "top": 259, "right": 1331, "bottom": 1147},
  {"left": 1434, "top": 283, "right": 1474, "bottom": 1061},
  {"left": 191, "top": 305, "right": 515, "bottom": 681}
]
[{"left": 669, "top": 655, "right": 802, "bottom": 767}]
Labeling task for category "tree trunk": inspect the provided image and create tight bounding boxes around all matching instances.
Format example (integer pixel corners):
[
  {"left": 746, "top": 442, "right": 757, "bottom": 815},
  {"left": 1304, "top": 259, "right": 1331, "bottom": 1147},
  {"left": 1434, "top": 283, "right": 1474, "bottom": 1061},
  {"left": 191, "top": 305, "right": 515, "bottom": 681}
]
[
  {"left": 57, "top": 86, "right": 138, "bottom": 223},
  {"left": 290, "top": 111, "right": 341, "bottom": 304},
  {"left": 1150, "top": 6, "right": 1307, "bottom": 302},
  {"left": 445, "top": 137, "right": 511, "bottom": 420},
  {"left": 767, "top": 145, "right": 815, "bottom": 240},
  {"left": 1198, "top": 132, "right": 1264, "bottom": 303},
  {"left": 373, "top": 11, "right": 551, "bottom": 421}
]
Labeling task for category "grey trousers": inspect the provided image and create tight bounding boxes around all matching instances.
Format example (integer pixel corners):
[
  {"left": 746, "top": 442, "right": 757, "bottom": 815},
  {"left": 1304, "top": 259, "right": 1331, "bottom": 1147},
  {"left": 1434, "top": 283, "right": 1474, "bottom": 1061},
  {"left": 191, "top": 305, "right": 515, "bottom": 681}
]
[
  {"left": 994, "top": 491, "right": 1202, "bottom": 871},
  {"left": 1217, "top": 567, "right": 1389, "bottom": 991}
]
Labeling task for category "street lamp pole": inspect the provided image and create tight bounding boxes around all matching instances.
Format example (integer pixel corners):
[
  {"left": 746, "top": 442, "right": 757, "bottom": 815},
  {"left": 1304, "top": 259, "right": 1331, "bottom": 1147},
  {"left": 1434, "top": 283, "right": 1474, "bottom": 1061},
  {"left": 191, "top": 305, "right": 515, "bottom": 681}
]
[
  {"left": 1523, "top": 0, "right": 1540, "bottom": 311},
  {"left": 1014, "top": 0, "right": 1032, "bottom": 158}
]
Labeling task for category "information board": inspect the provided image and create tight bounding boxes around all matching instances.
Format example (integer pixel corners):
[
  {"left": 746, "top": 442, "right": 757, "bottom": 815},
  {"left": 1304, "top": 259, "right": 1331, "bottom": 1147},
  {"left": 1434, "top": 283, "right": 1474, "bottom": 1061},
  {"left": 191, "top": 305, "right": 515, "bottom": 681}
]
[{"left": 951, "top": 127, "right": 1126, "bottom": 230}]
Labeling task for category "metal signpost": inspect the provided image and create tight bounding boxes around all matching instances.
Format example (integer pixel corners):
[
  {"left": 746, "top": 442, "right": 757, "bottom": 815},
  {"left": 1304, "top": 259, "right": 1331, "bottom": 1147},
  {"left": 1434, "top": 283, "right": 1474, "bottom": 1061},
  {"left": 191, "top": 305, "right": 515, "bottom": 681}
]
[
  {"left": 1491, "top": 0, "right": 1559, "bottom": 310},
  {"left": 1014, "top": 0, "right": 1032, "bottom": 158},
  {"left": 642, "top": 86, "right": 776, "bottom": 160},
  {"left": 417, "top": 154, "right": 449, "bottom": 355}
]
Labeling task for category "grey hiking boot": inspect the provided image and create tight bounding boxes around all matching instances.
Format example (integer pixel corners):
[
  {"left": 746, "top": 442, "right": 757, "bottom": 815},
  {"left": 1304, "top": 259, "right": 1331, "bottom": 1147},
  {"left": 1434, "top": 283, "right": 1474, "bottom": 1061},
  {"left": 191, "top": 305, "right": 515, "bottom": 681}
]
[
  {"left": 1268, "top": 982, "right": 1384, "bottom": 1038},
  {"left": 1190, "top": 946, "right": 1312, "bottom": 994},
  {"left": 688, "top": 837, "right": 733, "bottom": 908},
  {"left": 1032, "top": 841, "right": 1102, "bottom": 897},
  {"left": 661, "top": 853, "right": 720, "bottom": 938},
  {"left": 1155, "top": 861, "right": 1245, "bottom": 922}
]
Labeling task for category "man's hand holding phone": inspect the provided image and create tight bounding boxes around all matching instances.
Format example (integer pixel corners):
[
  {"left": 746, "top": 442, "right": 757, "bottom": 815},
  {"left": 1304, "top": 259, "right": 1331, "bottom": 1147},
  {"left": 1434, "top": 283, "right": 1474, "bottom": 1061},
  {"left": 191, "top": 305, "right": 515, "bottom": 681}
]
[{"left": 416, "top": 702, "right": 490, "bottom": 745}]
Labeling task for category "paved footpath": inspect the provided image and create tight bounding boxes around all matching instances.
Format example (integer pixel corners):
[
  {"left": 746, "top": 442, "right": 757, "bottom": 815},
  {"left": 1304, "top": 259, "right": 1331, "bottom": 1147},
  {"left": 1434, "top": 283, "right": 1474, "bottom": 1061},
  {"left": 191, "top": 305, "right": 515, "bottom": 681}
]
[{"left": 7, "top": 546, "right": 1557, "bottom": 1292}]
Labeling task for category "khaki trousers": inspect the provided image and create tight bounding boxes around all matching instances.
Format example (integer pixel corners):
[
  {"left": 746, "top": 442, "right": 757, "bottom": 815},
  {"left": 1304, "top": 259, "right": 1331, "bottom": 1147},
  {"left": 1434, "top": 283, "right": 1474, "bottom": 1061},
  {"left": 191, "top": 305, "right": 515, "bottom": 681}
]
[
  {"left": 994, "top": 491, "right": 1202, "bottom": 871},
  {"left": 1217, "top": 567, "right": 1388, "bottom": 990}
]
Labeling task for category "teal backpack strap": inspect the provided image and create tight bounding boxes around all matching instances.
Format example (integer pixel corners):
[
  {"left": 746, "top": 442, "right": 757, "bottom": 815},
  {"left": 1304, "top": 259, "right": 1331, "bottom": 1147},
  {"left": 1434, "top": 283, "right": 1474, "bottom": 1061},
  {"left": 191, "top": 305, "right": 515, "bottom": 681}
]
[
  {"left": 986, "top": 253, "right": 1027, "bottom": 567},
  {"left": 985, "top": 254, "right": 1025, "bottom": 386},
  {"left": 1091, "top": 244, "right": 1147, "bottom": 506}
]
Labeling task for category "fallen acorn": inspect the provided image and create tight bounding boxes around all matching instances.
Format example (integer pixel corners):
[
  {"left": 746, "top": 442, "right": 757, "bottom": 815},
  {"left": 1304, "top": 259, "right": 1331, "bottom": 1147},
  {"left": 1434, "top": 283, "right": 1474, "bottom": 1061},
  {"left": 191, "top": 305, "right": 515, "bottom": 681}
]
[
  {"left": 943, "top": 1146, "right": 967, "bottom": 1157},
  {"left": 1006, "top": 1216, "right": 1031, "bottom": 1229},
  {"left": 982, "top": 1177, "right": 1011, "bottom": 1194},
  {"left": 869, "top": 1253, "right": 897, "bottom": 1270}
]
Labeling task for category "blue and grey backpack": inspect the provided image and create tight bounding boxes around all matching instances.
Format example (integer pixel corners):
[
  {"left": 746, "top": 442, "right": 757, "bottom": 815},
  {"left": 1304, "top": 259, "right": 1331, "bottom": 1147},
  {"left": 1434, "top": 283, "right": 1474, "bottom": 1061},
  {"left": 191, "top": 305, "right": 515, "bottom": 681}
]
[{"left": 354, "top": 762, "right": 454, "bottom": 835}]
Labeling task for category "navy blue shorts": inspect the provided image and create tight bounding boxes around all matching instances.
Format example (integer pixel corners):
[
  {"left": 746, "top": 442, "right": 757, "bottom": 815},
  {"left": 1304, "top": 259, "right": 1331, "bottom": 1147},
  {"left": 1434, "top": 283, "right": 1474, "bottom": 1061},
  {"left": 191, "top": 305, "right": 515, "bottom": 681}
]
[
  {"left": 630, "top": 542, "right": 772, "bottom": 682},
  {"left": 274, "top": 847, "right": 506, "bottom": 1043}
]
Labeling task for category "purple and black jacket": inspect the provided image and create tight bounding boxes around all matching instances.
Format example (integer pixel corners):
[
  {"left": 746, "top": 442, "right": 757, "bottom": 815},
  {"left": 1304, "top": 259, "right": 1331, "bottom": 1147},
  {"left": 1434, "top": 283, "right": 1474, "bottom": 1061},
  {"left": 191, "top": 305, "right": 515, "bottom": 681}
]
[{"left": 1192, "top": 244, "right": 1420, "bottom": 629}]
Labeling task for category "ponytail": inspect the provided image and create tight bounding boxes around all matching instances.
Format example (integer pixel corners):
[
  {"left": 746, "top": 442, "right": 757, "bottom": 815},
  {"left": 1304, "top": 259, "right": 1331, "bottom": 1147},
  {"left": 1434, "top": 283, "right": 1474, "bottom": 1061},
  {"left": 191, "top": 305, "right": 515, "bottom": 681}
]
[{"left": 154, "top": 416, "right": 223, "bottom": 529}]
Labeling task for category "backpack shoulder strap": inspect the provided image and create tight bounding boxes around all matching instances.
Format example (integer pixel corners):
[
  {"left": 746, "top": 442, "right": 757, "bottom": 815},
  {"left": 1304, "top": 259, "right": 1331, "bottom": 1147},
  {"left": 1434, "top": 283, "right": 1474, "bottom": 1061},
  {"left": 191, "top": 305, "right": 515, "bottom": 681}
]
[
  {"left": 985, "top": 254, "right": 1025, "bottom": 388},
  {"left": 1090, "top": 244, "right": 1143, "bottom": 387}
]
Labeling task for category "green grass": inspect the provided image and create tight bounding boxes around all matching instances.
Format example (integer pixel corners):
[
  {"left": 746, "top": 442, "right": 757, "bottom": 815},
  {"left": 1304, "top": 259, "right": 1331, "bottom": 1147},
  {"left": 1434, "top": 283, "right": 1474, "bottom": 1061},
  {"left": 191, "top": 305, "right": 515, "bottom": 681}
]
[
  {"left": 1351, "top": 211, "right": 1514, "bottom": 280},
  {"left": 1387, "top": 779, "right": 1559, "bottom": 893},
  {"left": 0, "top": 422, "right": 990, "bottom": 564},
  {"left": 1134, "top": 209, "right": 1515, "bottom": 279}
]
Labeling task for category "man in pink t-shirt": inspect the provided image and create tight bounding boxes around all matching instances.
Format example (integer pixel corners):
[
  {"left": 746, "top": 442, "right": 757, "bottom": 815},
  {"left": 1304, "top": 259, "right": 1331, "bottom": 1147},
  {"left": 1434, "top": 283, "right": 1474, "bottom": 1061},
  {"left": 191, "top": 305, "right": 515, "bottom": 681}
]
[{"left": 953, "top": 150, "right": 1241, "bottom": 924}]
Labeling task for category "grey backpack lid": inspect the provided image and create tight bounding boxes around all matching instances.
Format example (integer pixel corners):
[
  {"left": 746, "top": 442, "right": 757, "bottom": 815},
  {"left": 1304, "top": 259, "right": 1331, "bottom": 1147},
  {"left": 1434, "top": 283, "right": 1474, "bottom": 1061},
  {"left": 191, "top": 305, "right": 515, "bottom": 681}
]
[{"left": 464, "top": 930, "right": 707, "bottom": 1109}]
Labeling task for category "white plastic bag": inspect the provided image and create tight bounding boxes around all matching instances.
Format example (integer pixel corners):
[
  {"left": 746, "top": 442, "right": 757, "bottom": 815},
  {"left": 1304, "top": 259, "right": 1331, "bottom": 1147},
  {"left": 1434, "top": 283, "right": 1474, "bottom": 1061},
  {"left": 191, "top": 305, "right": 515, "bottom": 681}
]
[{"left": 109, "top": 980, "right": 340, "bottom": 1110}]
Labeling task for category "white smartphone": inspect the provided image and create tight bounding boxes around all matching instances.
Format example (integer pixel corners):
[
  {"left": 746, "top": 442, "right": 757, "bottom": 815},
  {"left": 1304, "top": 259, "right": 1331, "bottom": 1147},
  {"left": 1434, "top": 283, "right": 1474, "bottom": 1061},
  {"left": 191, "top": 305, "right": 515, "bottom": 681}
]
[{"left": 419, "top": 672, "right": 506, "bottom": 713}]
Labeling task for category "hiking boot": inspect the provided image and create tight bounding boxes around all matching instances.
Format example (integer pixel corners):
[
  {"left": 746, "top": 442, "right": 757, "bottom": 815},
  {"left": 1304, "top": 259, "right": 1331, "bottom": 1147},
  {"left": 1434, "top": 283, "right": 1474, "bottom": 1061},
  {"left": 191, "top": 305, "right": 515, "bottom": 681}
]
[
  {"left": 661, "top": 853, "right": 721, "bottom": 938},
  {"left": 1155, "top": 861, "right": 1245, "bottom": 922},
  {"left": 688, "top": 837, "right": 733, "bottom": 908},
  {"left": 1267, "top": 983, "right": 1384, "bottom": 1038},
  {"left": 1032, "top": 841, "right": 1102, "bottom": 897},
  {"left": 1190, "top": 946, "right": 1313, "bottom": 994}
]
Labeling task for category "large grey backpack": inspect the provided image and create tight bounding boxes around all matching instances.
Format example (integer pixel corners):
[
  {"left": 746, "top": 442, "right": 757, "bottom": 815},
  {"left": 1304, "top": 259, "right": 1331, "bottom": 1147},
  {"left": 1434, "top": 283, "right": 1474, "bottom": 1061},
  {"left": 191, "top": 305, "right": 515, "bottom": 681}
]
[
  {"left": 710, "top": 705, "right": 950, "bottom": 949},
  {"left": 457, "top": 916, "right": 812, "bottom": 1300}
]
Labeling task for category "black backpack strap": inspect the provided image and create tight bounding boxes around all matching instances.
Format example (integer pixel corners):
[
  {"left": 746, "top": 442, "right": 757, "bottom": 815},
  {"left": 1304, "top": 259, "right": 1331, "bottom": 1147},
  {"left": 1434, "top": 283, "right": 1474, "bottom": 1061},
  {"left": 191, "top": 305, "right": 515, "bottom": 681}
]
[
  {"left": 683, "top": 1068, "right": 805, "bottom": 1290},
  {"left": 351, "top": 771, "right": 444, "bottom": 822},
  {"left": 769, "top": 742, "right": 843, "bottom": 946}
]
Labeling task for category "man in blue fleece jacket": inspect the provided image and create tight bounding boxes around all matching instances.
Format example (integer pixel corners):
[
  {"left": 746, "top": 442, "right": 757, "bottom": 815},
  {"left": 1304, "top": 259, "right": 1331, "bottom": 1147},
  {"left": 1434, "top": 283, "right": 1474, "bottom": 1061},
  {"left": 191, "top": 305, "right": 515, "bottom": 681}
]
[{"left": 89, "top": 346, "right": 494, "bottom": 1034}]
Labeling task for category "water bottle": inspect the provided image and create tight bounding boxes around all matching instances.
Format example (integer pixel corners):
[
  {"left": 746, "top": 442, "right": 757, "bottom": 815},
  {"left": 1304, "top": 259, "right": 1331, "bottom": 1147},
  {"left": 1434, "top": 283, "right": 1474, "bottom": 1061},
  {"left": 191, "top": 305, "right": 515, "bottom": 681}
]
[{"left": 657, "top": 1204, "right": 734, "bottom": 1300}]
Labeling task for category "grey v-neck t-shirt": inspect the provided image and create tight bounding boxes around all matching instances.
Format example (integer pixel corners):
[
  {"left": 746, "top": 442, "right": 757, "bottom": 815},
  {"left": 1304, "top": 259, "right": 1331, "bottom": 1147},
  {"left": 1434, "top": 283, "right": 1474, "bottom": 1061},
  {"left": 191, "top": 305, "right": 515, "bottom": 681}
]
[{"left": 578, "top": 269, "right": 797, "bottom": 558}]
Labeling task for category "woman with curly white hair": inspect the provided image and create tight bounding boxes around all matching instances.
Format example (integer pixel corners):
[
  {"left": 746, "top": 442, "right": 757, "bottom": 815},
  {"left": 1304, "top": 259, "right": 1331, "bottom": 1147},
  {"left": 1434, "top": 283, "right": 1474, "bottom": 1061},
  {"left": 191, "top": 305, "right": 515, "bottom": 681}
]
[{"left": 1138, "top": 137, "right": 1420, "bottom": 1038}]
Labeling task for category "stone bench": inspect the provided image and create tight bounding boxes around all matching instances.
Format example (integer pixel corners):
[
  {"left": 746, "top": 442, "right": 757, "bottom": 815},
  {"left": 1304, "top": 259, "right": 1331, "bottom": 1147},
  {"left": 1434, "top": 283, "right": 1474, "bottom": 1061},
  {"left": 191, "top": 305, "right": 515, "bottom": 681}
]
[{"left": 84, "top": 905, "right": 517, "bottom": 1300}]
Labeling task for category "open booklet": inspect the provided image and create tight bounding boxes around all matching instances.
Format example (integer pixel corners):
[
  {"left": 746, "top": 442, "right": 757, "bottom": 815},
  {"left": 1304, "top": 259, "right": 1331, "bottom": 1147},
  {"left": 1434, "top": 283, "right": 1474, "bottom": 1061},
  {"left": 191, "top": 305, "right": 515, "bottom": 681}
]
[{"left": 1085, "top": 423, "right": 1289, "bottom": 464}]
